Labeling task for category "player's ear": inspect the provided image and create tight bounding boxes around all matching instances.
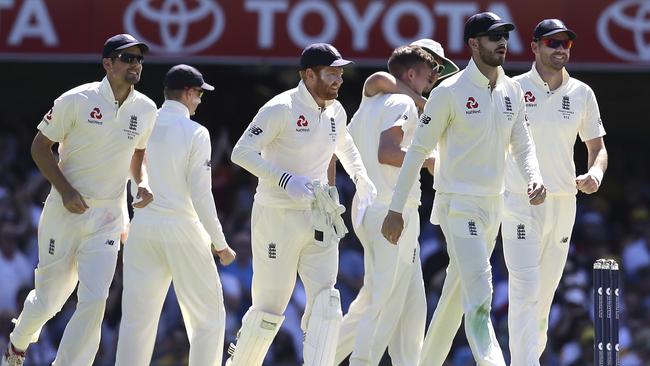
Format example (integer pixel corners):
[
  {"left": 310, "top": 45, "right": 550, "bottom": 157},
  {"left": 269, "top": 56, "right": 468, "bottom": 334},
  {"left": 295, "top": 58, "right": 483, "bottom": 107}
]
[
  {"left": 468, "top": 38, "right": 479, "bottom": 52},
  {"left": 102, "top": 58, "right": 112, "bottom": 72}
]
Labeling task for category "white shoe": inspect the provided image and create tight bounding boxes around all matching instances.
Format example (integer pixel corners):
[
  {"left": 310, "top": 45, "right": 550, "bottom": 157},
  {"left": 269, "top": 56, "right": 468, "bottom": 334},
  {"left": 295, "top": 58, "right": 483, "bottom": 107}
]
[{"left": 1, "top": 343, "right": 25, "bottom": 366}]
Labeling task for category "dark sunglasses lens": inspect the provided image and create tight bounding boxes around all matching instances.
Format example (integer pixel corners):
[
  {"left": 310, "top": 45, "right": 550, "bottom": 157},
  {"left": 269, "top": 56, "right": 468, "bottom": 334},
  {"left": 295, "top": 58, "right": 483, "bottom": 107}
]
[
  {"left": 488, "top": 32, "right": 509, "bottom": 41},
  {"left": 119, "top": 53, "right": 143, "bottom": 64},
  {"left": 543, "top": 39, "right": 573, "bottom": 49}
]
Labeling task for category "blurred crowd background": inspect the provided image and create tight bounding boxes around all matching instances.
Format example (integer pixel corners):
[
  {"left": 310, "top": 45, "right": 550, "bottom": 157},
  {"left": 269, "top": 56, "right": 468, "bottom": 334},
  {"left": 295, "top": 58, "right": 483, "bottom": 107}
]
[{"left": 1, "top": 61, "right": 649, "bottom": 365}]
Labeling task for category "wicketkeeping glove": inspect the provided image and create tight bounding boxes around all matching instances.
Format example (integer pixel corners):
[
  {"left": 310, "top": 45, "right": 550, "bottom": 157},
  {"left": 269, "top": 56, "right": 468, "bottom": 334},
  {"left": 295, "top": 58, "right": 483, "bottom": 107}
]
[
  {"left": 279, "top": 173, "right": 315, "bottom": 203},
  {"left": 312, "top": 180, "right": 348, "bottom": 247}
]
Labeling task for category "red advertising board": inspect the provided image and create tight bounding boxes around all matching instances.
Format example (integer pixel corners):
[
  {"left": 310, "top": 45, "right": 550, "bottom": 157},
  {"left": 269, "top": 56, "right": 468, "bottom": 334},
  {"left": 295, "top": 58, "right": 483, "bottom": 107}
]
[{"left": 0, "top": 0, "right": 648, "bottom": 69}]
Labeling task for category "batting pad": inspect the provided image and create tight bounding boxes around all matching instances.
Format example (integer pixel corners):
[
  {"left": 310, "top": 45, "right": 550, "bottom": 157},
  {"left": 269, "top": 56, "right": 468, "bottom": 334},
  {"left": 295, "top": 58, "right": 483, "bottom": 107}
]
[
  {"left": 226, "top": 309, "right": 284, "bottom": 366},
  {"left": 303, "top": 288, "right": 343, "bottom": 366}
]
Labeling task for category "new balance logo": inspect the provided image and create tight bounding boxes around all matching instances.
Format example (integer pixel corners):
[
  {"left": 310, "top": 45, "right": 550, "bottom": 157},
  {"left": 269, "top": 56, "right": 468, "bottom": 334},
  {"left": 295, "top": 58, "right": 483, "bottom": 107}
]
[
  {"left": 517, "top": 224, "right": 526, "bottom": 240},
  {"left": 268, "top": 243, "right": 277, "bottom": 259},
  {"left": 561, "top": 237, "right": 569, "bottom": 244},
  {"left": 562, "top": 96, "right": 570, "bottom": 110},
  {"left": 105, "top": 239, "right": 115, "bottom": 246},
  {"left": 247, "top": 125, "right": 263, "bottom": 136},
  {"left": 468, "top": 220, "right": 478, "bottom": 236},
  {"left": 49, "top": 238, "right": 55, "bottom": 255},
  {"left": 420, "top": 114, "right": 431, "bottom": 125}
]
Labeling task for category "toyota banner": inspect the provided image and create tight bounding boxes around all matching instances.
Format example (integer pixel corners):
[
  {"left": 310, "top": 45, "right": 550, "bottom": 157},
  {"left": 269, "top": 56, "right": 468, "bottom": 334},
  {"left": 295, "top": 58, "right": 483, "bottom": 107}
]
[{"left": 0, "top": 0, "right": 648, "bottom": 69}]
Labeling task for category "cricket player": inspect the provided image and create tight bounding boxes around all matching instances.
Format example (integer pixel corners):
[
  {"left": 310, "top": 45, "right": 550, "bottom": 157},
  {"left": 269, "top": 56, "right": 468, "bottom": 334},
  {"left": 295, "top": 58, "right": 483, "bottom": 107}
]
[
  {"left": 227, "top": 43, "right": 376, "bottom": 366},
  {"left": 2, "top": 34, "right": 156, "bottom": 366},
  {"left": 381, "top": 12, "right": 546, "bottom": 366},
  {"left": 334, "top": 42, "right": 456, "bottom": 366},
  {"left": 503, "top": 19, "right": 607, "bottom": 365},
  {"left": 115, "top": 64, "right": 237, "bottom": 366}
]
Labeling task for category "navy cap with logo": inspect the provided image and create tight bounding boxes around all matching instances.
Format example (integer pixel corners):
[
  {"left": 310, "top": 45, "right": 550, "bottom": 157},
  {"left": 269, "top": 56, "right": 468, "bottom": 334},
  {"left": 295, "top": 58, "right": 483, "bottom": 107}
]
[
  {"left": 102, "top": 33, "right": 149, "bottom": 58},
  {"left": 164, "top": 64, "right": 214, "bottom": 91},
  {"left": 464, "top": 12, "right": 515, "bottom": 43},
  {"left": 299, "top": 43, "right": 353, "bottom": 70},
  {"left": 533, "top": 19, "right": 576, "bottom": 41}
]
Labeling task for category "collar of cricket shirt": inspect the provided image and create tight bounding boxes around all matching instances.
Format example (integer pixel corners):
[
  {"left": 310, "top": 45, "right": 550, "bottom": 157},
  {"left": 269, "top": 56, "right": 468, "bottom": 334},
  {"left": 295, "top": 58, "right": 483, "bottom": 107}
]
[
  {"left": 529, "top": 62, "right": 570, "bottom": 92},
  {"left": 465, "top": 58, "right": 506, "bottom": 90},
  {"left": 297, "top": 80, "right": 336, "bottom": 111},
  {"left": 99, "top": 76, "right": 136, "bottom": 105},
  {"left": 161, "top": 100, "right": 190, "bottom": 119}
]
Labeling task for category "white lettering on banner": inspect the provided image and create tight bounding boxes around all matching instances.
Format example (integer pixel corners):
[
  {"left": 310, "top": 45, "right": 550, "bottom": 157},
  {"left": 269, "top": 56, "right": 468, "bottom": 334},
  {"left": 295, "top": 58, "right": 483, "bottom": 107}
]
[
  {"left": 4, "top": 0, "right": 58, "bottom": 46},
  {"left": 246, "top": 0, "right": 288, "bottom": 49},
  {"left": 382, "top": 1, "right": 434, "bottom": 48},
  {"left": 434, "top": 2, "right": 478, "bottom": 52},
  {"left": 124, "top": 0, "right": 224, "bottom": 53},
  {"left": 287, "top": 1, "right": 339, "bottom": 46},
  {"left": 338, "top": 0, "right": 384, "bottom": 51},
  {"left": 597, "top": 0, "right": 650, "bottom": 61}
]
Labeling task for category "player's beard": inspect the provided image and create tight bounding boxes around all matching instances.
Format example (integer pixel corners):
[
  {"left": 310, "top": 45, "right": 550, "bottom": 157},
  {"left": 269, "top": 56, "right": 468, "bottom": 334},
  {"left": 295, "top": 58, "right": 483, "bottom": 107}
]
[
  {"left": 479, "top": 43, "right": 506, "bottom": 67},
  {"left": 313, "top": 79, "right": 339, "bottom": 101}
]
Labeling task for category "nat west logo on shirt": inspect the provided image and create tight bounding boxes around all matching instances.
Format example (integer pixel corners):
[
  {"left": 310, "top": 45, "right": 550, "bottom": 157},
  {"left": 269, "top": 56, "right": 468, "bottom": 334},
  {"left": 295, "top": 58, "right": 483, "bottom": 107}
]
[
  {"left": 296, "top": 115, "right": 310, "bottom": 132},
  {"left": 465, "top": 97, "right": 480, "bottom": 114},
  {"left": 329, "top": 117, "right": 336, "bottom": 142},
  {"left": 247, "top": 124, "right": 263, "bottom": 137},
  {"left": 42, "top": 108, "right": 53, "bottom": 124},
  {"left": 524, "top": 91, "right": 537, "bottom": 107},
  {"left": 87, "top": 107, "right": 103, "bottom": 125}
]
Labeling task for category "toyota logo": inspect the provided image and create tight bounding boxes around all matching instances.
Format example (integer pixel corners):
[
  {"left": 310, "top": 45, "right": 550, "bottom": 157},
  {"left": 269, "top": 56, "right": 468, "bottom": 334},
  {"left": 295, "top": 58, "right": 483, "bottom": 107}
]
[
  {"left": 124, "top": 0, "right": 225, "bottom": 54},
  {"left": 597, "top": 0, "right": 650, "bottom": 61}
]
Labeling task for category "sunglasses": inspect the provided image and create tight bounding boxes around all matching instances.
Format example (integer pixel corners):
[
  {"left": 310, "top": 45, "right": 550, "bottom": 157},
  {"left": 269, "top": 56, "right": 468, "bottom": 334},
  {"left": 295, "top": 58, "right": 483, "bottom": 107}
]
[
  {"left": 189, "top": 88, "right": 204, "bottom": 98},
  {"left": 432, "top": 62, "right": 445, "bottom": 75},
  {"left": 115, "top": 53, "right": 144, "bottom": 64},
  {"left": 540, "top": 38, "right": 573, "bottom": 49},
  {"left": 477, "top": 32, "right": 510, "bottom": 42}
]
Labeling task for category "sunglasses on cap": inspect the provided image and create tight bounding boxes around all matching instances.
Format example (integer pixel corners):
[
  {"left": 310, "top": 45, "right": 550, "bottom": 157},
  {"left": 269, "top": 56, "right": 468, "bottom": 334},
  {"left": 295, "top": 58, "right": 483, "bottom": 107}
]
[
  {"left": 431, "top": 61, "right": 445, "bottom": 75},
  {"left": 477, "top": 32, "right": 510, "bottom": 42},
  {"left": 115, "top": 53, "right": 144, "bottom": 64},
  {"left": 540, "top": 38, "right": 573, "bottom": 50}
]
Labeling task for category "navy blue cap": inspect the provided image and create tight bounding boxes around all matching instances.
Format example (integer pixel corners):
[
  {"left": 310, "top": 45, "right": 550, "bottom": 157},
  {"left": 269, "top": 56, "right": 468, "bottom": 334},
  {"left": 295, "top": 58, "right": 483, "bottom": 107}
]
[
  {"left": 299, "top": 43, "right": 353, "bottom": 70},
  {"left": 533, "top": 19, "right": 576, "bottom": 40},
  {"left": 102, "top": 34, "right": 149, "bottom": 58},
  {"left": 464, "top": 12, "right": 515, "bottom": 43},
  {"left": 164, "top": 64, "right": 214, "bottom": 91}
]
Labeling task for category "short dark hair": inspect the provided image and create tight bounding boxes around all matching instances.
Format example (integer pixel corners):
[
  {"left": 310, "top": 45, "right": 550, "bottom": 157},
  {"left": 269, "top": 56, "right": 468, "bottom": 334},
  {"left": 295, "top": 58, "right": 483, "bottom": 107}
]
[
  {"left": 387, "top": 46, "right": 435, "bottom": 77},
  {"left": 163, "top": 87, "right": 185, "bottom": 101}
]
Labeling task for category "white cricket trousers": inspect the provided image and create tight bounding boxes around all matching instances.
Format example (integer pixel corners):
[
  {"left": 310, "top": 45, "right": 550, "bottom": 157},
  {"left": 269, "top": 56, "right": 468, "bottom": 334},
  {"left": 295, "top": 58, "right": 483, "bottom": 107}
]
[
  {"left": 336, "top": 202, "right": 425, "bottom": 366},
  {"left": 10, "top": 193, "right": 122, "bottom": 366},
  {"left": 115, "top": 213, "right": 225, "bottom": 366},
  {"left": 419, "top": 193, "right": 505, "bottom": 366},
  {"left": 502, "top": 192, "right": 576, "bottom": 365}
]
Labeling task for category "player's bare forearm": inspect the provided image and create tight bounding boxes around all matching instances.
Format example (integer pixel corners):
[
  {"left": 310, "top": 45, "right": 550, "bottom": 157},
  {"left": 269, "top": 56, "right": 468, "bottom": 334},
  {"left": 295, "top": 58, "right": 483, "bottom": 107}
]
[
  {"left": 130, "top": 149, "right": 149, "bottom": 186},
  {"left": 31, "top": 132, "right": 75, "bottom": 196},
  {"left": 576, "top": 138, "right": 607, "bottom": 194},
  {"left": 364, "top": 71, "right": 427, "bottom": 111}
]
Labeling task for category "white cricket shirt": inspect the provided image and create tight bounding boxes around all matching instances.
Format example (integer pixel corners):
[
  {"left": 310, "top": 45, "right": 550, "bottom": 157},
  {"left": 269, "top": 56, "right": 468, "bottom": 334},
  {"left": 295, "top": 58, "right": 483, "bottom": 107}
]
[
  {"left": 135, "top": 100, "right": 228, "bottom": 250},
  {"left": 232, "top": 81, "right": 367, "bottom": 209},
  {"left": 505, "top": 65, "right": 606, "bottom": 195},
  {"left": 37, "top": 77, "right": 156, "bottom": 200},
  {"left": 390, "top": 58, "right": 541, "bottom": 213},
  {"left": 348, "top": 93, "right": 421, "bottom": 207}
]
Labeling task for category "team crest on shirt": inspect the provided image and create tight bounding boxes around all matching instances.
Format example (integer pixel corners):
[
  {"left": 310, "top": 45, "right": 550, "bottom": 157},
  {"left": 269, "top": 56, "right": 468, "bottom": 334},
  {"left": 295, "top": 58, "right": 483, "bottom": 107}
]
[
  {"left": 87, "top": 107, "right": 103, "bottom": 125},
  {"left": 502, "top": 96, "right": 515, "bottom": 121},
  {"left": 122, "top": 115, "right": 140, "bottom": 140},
  {"left": 329, "top": 117, "right": 336, "bottom": 142},
  {"left": 558, "top": 95, "right": 574, "bottom": 120}
]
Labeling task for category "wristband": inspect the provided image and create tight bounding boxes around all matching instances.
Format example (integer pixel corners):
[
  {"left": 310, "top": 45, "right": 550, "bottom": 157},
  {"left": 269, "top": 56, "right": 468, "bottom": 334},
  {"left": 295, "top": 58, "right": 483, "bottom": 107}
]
[{"left": 588, "top": 167, "right": 604, "bottom": 185}]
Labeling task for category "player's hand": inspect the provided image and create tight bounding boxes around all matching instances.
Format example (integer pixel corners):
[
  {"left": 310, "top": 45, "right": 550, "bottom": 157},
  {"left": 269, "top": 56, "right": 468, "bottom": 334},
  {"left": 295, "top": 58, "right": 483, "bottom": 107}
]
[
  {"left": 214, "top": 246, "right": 236, "bottom": 266},
  {"left": 284, "top": 174, "right": 315, "bottom": 203},
  {"left": 576, "top": 173, "right": 599, "bottom": 194},
  {"left": 423, "top": 157, "right": 435, "bottom": 176},
  {"left": 132, "top": 185, "right": 154, "bottom": 208},
  {"left": 381, "top": 210, "right": 404, "bottom": 245},
  {"left": 527, "top": 181, "right": 546, "bottom": 205},
  {"left": 61, "top": 187, "right": 89, "bottom": 214}
]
